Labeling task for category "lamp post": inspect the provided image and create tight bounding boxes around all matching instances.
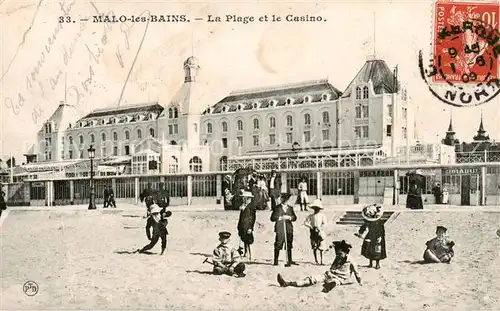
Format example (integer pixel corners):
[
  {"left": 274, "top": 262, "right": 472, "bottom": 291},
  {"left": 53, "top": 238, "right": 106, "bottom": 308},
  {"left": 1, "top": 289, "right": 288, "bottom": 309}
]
[{"left": 88, "top": 145, "right": 97, "bottom": 210}]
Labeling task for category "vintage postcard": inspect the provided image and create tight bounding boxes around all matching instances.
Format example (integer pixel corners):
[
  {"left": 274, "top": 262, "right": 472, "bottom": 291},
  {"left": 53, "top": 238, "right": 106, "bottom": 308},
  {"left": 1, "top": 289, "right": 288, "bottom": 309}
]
[{"left": 1, "top": 0, "right": 500, "bottom": 310}]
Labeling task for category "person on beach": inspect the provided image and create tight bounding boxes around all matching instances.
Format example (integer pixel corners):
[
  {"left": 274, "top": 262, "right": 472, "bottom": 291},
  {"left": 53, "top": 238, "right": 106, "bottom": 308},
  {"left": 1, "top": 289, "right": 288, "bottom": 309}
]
[
  {"left": 0, "top": 188, "right": 6, "bottom": 218},
  {"left": 355, "top": 204, "right": 387, "bottom": 269},
  {"left": 303, "top": 199, "right": 328, "bottom": 265},
  {"left": 276, "top": 240, "right": 362, "bottom": 293},
  {"left": 268, "top": 170, "right": 281, "bottom": 211},
  {"left": 237, "top": 191, "right": 257, "bottom": 260},
  {"left": 297, "top": 177, "right": 309, "bottom": 211},
  {"left": 106, "top": 186, "right": 116, "bottom": 208},
  {"left": 155, "top": 182, "right": 170, "bottom": 211},
  {"left": 212, "top": 231, "right": 246, "bottom": 277},
  {"left": 136, "top": 204, "right": 171, "bottom": 255},
  {"left": 103, "top": 186, "right": 110, "bottom": 208},
  {"left": 139, "top": 183, "right": 156, "bottom": 218},
  {"left": 271, "top": 192, "right": 298, "bottom": 267},
  {"left": 423, "top": 226, "right": 455, "bottom": 264}
]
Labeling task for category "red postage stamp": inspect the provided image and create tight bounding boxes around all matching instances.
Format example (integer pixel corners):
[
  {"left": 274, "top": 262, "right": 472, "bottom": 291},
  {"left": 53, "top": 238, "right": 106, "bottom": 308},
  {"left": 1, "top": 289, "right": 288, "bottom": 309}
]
[{"left": 433, "top": 0, "right": 500, "bottom": 84}]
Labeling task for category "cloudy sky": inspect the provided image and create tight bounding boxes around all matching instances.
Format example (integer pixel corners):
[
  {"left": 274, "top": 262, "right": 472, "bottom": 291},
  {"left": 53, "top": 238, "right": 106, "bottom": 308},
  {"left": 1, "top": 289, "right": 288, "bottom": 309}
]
[{"left": 1, "top": 0, "right": 499, "bottom": 161}]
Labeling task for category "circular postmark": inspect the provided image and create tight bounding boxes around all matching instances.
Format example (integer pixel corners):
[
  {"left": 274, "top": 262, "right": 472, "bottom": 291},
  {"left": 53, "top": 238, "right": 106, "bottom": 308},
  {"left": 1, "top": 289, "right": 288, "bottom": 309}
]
[
  {"left": 419, "top": 2, "right": 500, "bottom": 107},
  {"left": 23, "top": 280, "right": 39, "bottom": 296}
]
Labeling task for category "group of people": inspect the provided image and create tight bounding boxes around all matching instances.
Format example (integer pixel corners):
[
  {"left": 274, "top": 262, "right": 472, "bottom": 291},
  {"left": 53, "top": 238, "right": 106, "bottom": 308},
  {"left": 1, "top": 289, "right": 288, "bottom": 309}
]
[
  {"left": 103, "top": 186, "right": 117, "bottom": 208},
  {"left": 210, "top": 190, "right": 456, "bottom": 293}
]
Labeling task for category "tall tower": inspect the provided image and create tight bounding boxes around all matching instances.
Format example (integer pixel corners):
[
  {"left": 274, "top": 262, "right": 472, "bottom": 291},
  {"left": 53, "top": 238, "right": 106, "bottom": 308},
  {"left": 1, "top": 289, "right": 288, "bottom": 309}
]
[
  {"left": 442, "top": 115, "right": 459, "bottom": 146},
  {"left": 473, "top": 112, "right": 490, "bottom": 141}
]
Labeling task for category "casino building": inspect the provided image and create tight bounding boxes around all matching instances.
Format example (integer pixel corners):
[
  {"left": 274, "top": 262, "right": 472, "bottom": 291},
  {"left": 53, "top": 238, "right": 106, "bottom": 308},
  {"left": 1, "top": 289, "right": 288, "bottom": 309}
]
[{"left": 14, "top": 55, "right": 448, "bottom": 180}]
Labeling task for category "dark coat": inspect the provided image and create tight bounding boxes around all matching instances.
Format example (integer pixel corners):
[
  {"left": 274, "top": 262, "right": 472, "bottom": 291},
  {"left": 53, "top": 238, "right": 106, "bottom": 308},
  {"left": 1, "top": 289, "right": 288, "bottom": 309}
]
[
  {"left": 270, "top": 204, "right": 297, "bottom": 249},
  {"left": 238, "top": 202, "right": 257, "bottom": 244},
  {"left": 104, "top": 188, "right": 109, "bottom": 198},
  {"left": 140, "top": 188, "right": 155, "bottom": 208},
  {"left": 155, "top": 189, "right": 170, "bottom": 208},
  {"left": 358, "top": 219, "right": 387, "bottom": 260},
  {"left": 0, "top": 190, "right": 6, "bottom": 210},
  {"left": 268, "top": 175, "right": 281, "bottom": 198},
  {"left": 145, "top": 215, "right": 168, "bottom": 239}
]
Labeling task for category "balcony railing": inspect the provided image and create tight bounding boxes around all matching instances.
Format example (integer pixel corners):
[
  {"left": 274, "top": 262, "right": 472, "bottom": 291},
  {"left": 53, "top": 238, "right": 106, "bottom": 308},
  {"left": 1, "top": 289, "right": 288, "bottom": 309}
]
[{"left": 455, "top": 150, "right": 500, "bottom": 163}]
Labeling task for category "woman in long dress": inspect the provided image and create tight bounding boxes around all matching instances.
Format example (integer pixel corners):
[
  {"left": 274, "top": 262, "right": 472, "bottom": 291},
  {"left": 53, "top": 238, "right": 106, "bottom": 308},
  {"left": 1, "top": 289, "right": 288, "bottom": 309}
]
[
  {"left": 237, "top": 191, "right": 257, "bottom": 260},
  {"left": 355, "top": 204, "right": 387, "bottom": 269}
]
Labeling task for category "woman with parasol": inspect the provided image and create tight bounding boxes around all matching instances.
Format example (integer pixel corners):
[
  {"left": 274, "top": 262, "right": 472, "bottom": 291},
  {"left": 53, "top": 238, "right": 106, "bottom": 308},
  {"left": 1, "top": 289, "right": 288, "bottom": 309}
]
[{"left": 355, "top": 204, "right": 387, "bottom": 269}]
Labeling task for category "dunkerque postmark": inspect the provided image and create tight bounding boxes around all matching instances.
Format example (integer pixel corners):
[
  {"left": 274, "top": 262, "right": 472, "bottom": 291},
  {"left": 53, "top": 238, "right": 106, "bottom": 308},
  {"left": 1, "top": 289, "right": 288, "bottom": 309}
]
[{"left": 419, "top": 0, "right": 500, "bottom": 107}]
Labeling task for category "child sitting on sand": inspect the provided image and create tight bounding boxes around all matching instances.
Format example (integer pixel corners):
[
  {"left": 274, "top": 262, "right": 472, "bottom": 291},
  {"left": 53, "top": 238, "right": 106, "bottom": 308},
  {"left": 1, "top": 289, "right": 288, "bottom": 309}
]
[
  {"left": 423, "top": 225, "right": 455, "bottom": 264},
  {"left": 212, "top": 231, "right": 246, "bottom": 277},
  {"left": 277, "top": 240, "right": 362, "bottom": 293}
]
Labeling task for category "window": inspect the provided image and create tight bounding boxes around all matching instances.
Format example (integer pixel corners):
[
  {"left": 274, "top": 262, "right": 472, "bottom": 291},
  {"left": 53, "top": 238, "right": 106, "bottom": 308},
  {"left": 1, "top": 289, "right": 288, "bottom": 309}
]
[
  {"left": 168, "top": 108, "right": 173, "bottom": 118},
  {"left": 137, "top": 129, "right": 142, "bottom": 139},
  {"left": 219, "top": 156, "right": 228, "bottom": 171},
  {"left": 253, "top": 135, "right": 260, "bottom": 146},
  {"left": 237, "top": 120, "right": 243, "bottom": 131},
  {"left": 356, "top": 87, "right": 362, "bottom": 99},
  {"left": 169, "top": 156, "right": 179, "bottom": 173},
  {"left": 355, "top": 106, "right": 362, "bottom": 118},
  {"left": 286, "top": 98, "right": 292, "bottom": 105},
  {"left": 362, "top": 106, "right": 369, "bottom": 118},
  {"left": 79, "top": 135, "right": 84, "bottom": 145},
  {"left": 322, "top": 94, "right": 330, "bottom": 101},
  {"left": 168, "top": 125, "right": 173, "bottom": 134},
  {"left": 90, "top": 134, "right": 95, "bottom": 143},
  {"left": 355, "top": 126, "right": 361, "bottom": 139},
  {"left": 304, "top": 131, "right": 311, "bottom": 142},
  {"left": 304, "top": 96, "right": 311, "bottom": 103},
  {"left": 173, "top": 108, "right": 178, "bottom": 118},
  {"left": 269, "top": 134, "right": 276, "bottom": 145},
  {"left": 189, "top": 156, "right": 203, "bottom": 172},
  {"left": 125, "top": 131, "right": 130, "bottom": 140},
  {"left": 363, "top": 86, "right": 369, "bottom": 99},
  {"left": 286, "top": 115, "right": 293, "bottom": 127},
  {"left": 402, "top": 107, "right": 407, "bottom": 120},
  {"left": 222, "top": 138, "right": 228, "bottom": 148},
  {"left": 173, "top": 124, "right": 178, "bottom": 134},
  {"left": 69, "top": 150, "right": 73, "bottom": 159},
  {"left": 253, "top": 118, "right": 259, "bottom": 130},
  {"left": 386, "top": 125, "right": 392, "bottom": 137},
  {"left": 322, "top": 129, "right": 329, "bottom": 140},
  {"left": 124, "top": 145, "right": 130, "bottom": 155},
  {"left": 113, "top": 146, "right": 118, "bottom": 156},
  {"left": 322, "top": 111, "right": 330, "bottom": 124},
  {"left": 69, "top": 136, "right": 73, "bottom": 145},
  {"left": 269, "top": 117, "right": 276, "bottom": 129},
  {"left": 402, "top": 127, "right": 407, "bottom": 139},
  {"left": 237, "top": 136, "right": 243, "bottom": 147},
  {"left": 101, "top": 147, "right": 107, "bottom": 157},
  {"left": 170, "top": 140, "right": 177, "bottom": 145},
  {"left": 149, "top": 128, "right": 155, "bottom": 137},
  {"left": 362, "top": 126, "right": 369, "bottom": 138},
  {"left": 79, "top": 150, "right": 84, "bottom": 159},
  {"left": 207, "top": 123, "right": 213, "bottom": 134},
  {"left": 304, "top": 113, "right": 311, "bottom": 126},
  {"left": 388, "top": 105, "right": 393, "bottom": 118},
  {"left": 113, "top": 132, "right": 118, "bottom": 141},
  {"left": 222, "top": 121, "right": 228, "bottom": 132},
  {"left": 286, "top": 133, "right": 293, "bottom": 144}
]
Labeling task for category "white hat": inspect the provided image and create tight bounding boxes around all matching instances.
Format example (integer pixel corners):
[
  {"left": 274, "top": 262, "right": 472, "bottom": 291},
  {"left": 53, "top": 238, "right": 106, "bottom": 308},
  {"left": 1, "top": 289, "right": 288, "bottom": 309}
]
[
  {"left": 241, "top": 191, "right": 253, "bottom": 198},
  {"left": 150, "top": 204, "right": 161, "bottom": 214},
  {"left": 361, "top": 203, "right": 384, "bottom": 222},
  {"left": 309, "top": 199, "right": 324, "bottom": 210}
]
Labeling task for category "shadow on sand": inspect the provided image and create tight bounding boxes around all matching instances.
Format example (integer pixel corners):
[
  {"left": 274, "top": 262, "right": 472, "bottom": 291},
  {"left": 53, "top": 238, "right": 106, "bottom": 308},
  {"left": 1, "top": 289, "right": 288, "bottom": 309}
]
[
  {"left": 122, "top": 214, "right": 142, "bottom": 218},
  {"left": 399, "top": 260, "right": 433, "bottom": 265},
  {"left": 123, "top": 226, "right": 142, "bottom": 229},
  {"left": 186, "top": 270, "right": 213, "bottom": 275},
  {"left": 190, "top": 252, "right": 212, "bottom": 257},
  {"left": 115, "top": 250, "right": 156, "bottom": 255},
  {"left": 244, "top": 260, "right": 274, "bottom": 266}
]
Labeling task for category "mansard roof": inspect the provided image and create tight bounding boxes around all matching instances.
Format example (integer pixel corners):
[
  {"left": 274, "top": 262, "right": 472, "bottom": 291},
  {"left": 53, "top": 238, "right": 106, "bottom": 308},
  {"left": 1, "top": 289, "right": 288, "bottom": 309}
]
[
  {"left": 342, "top": 59, "right": 400, "bottom": 98},
  {"left": 41, "top": 101, "right": 81, "bottom": 132},
  {"left": 203, "top": 79, "right": 341, "bottom": 115},
  {"left": 81, "top": 102, "right": 164, "bottom": 119}
]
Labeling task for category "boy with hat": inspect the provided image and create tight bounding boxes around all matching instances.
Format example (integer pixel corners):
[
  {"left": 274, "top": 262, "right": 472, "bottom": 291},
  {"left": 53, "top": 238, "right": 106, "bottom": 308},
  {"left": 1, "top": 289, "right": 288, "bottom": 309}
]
[
  {"left": 270, "top": 192, "right": 298, "bottom": 267},
  {"left": 423, "top": 225, "right": 455, "bottom": 263},
  {"left": 237, "top": 191, "right": 256, "bottom": 260},
  {"left": 303, "top": 199, "right": 328, "bottom": 265},
  {"left": 276, "top": 240, "right": 362, "bottom": 293},
  {"left": 212, "top": 231, "right": 246, "bottom": 277},
  {"left": 136, "top": 204, "right": 172, "bottom": 255}
]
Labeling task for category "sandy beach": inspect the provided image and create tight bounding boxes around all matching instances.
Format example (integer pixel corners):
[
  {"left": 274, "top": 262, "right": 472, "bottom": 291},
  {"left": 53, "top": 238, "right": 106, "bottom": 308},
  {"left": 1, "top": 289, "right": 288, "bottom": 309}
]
[{"left": 1, "top": 208, "right": 499, "bottom": 310}]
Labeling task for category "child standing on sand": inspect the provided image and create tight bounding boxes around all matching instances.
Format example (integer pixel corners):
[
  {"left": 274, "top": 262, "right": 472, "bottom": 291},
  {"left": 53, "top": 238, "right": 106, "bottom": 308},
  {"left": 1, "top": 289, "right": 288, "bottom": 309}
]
[
  {"left": 303, "top": 199, "right": 328, "bottom": 265},
  {"left": 276, "top": 240, "right": 362, "bottom": 293}
]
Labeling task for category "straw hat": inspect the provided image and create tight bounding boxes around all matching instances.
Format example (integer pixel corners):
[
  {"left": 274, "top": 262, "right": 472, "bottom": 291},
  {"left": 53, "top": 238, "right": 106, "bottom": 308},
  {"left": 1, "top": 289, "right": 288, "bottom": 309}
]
[
  {"left": 361, "top": 203, "right": 384, "bottom": 222},
  {"left": 309, "top": 199, "right": 324, "bottom": 210},
  {"left": 241, "top": 191, "right": 254, "bottom": 198}
]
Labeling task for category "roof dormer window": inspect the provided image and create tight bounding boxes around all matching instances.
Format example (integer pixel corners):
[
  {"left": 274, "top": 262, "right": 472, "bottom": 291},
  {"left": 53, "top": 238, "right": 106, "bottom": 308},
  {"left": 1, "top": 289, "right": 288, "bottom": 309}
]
[
  {"left": 304, "top": 96, "right": 311, "bottom": 103},
  {"left": 269, "top": 100, "right": 277, "bottom": 107},
  {"left": 253, "top": 102, "right": 258, "bottom": 109},
  {"left": 238, "top": 104, "right": 242, "bottom": 111},
  {"left": 286, "top": 98, "right": 293, "bottom": 105},
  {"left": 207, "top": 108, "right": 211, "bottom": 114},
  {"left": 322, "top": 93, "right": 331, "bottom": 101},
  {"left": 222, "top": 106, "right": 227, "bottom": 112}
]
